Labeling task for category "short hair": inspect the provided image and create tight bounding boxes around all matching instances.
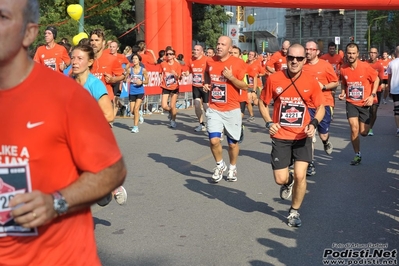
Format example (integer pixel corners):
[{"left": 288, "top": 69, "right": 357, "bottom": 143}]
[
  {"left": 90, "top": 29, "right": 105, "bottom": 40},
  {"left": 345, "top": 43, "right": 359, "bottom": 52},
  {"left": 287, "top": 43, "right": 305, "bottom": 56},
  {"left": 328, "top": 42, "right": 336, "bottom": 48},
  {"left": 78, "top": 38, "right": 90, "bottom": 46},
  {"left": 72, "top": 44, "right": 95, "bottom": 69},
  {"left": 24, "top": 0, "right": 40, "bottom": 25},
  {"left": 232, "top": 45, "right": 241, "bottom": 55},
  {"left": 132, "top": 45, "right": 140, "bottom": 54},
  {"left": 158, "top": 50, "right": 165, "bottom": 58},
  {"left": 138, "top": 42, "right": 146, "bottom": 52},
  {"left": 177, "top": 54, "right": 184, "bottom": 61}
]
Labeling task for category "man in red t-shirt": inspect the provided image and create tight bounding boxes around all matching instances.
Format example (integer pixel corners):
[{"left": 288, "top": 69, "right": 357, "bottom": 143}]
[
  {"left": 90, "top": 29, "right": 125, "bottom": 122},
  {"left": 266, "top": 40, "right": 290, "bottom": 74},
  {"left": 0, "top": 1, "right": 127, "bottom": 264},
  {"left": 33, "top": 26, "right": 70, "bottom": 72},
  {"left": 303, "top": 41, "right": 339, "bottom": 176},
  {"left": 380, "top": 51, "right": 391, "bottom": 104},
  {"left": 246, "top": 51, "right": 263, "bottom": 122},
  {"left": 367, "top": 47, "right": 385, "bottom": 136},
  {"left": 339, "top": 43, "right": 379, "bottom": 165},
  {"left": 137, "top": 41, "right": 157, "bottom": 67},
  {"left": 259, "top": 44, "right": 325, "bottom": 227},
  {"left": 183, "top": 44, "right": 209, "bottom": 131},
  {"left": 203, "top": 36, "right": 247, "bottom": 183}
]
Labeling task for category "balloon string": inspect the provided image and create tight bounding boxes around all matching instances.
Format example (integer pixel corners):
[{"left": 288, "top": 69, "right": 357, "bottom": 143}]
[{"left": 76, "top": 20, "right": 89, "bottom": 35}]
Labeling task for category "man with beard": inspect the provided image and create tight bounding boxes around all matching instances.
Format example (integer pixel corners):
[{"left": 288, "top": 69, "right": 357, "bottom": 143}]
[
  {"left": 259, "top": 43, "right": 325, "bottom": 227},
  {"left": 302, "top": 41, "right": 338, "bottom": 176},
  {"left": 89, "top": 29, "right": 125, "bottom": 122},
  {"left": 338, "top": 43, "right": 379, "bottom": 165},
  {"left": 203, "top": 36, "right": 247, "bottom": 183}
]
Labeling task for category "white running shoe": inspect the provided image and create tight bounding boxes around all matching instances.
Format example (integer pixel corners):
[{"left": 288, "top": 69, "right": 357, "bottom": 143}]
[
  {"left": 212, "top": 163, "right": 227, "bottom": 183},
  {"left": 194, "top": 124, "right": 206, "bottom": 132},
  {"left": 170, "top": 120, "right": 177, "bottom": 128},
  {"left": 113, "top": 186, "right": 127, "bottom": 205},
  {"left": 226, "top": 168, "right": 237, "bottom": 182}
]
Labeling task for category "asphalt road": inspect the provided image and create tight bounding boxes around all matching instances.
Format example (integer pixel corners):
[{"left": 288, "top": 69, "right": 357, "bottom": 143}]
[{"left": 92, "top": 98, "right": 399, "bottom": 266}]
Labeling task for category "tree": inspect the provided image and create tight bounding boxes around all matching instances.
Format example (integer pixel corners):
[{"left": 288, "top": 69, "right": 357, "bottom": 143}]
[
  {"left": 367, "top": 10, "right": 399, "bottom": 53},
  {"left": 192, "top": 4, "right": 231, "bottom": 48},
  {"left": 34, "top": 0, "right": 136, "bottom": 50}
]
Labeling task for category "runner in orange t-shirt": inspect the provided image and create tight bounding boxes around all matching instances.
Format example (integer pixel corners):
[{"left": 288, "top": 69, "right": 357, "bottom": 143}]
[
  {"left": 183, "top": 44, "right": 209, "bottom": 132},
  {"left": 0, "top": 2, "right": 127, "bottom": 264},
  {"left": 89, "top": 29, "right": 125, "bottom": 125},
  {"left": 303, "top": 41, "right": 339, "bottom": 176},
  {"left": 380, "top": 51, "right": 391, "bottom": 104},
  {"left": 137, "top": 41, "right": 157, "bottom": 67},
  {"left": 367, "top": 47, "right": 385, "bottom": 136},
  {"left": 160, "top": 48, "right": 182, "bottom": 128},
  {"left": 203, "top": 36, "right": 247, "bottom": 183},
  {"left": 33, "top": 26, "right": 70, "bottom": 72},
  {"left": 246, "top": 51, "right": 263, "bottom": 122},
  {"left": 338, "top": 43, "right": 379, "bottom": 165},
  {"left": 259, "top": 43, "right": 325, "bottom": 228},
  {"left": 266, "top": 40, "right": 290, "bottom": 74}
]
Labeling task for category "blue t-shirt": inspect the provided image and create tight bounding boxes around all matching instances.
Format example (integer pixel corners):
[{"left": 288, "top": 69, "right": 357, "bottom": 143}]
[
  {"left": 84, "top": 73, "right": 108, "bottom": 101},
  {"left": 129, "top": 67, "right": 145, "bottom": 95}
]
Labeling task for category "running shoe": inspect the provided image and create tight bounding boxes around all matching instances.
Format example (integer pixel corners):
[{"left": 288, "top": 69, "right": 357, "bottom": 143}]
[
  {"left": 396, "top": 130, "right": 399, "bottom": 137},
  {"left": 382, "top": 99, "right": 387, "bottom": 104},
  {"left": 350, "top": 155, "right": 362, "bottom": 165},
  {"left": 287, "top": 209, "right": 302, "bottom": 227},
  {"left": 280, "top": 172, "right": 294, "bottom": 200},
  {"left": 226, "top": 168, "right": 237, "bottom": 182},
  {"left": 170, "top": 120, "right": 177, "bottom": 128},
  {"left": 323, "top": 141, "right": 333, "bottom": 155},
  {"left": 113, "top": 186, "right": 127, "bottom": 205},
  {"left": 97, "top": 193, "right": 112, "bottom": 207},
  {"left": 367, "top": 129, "right": 374, "bottom": 136},
  {"left": 194, "top": 124, "right": 206, "bottom": 132},
  {"left": 306, "top": 162, "right": 316, "bottom": 176},
  {"left": 131, "top": 126, "right": 139, "bottom": 133},
  {"left": 247, "top": 116, "right": 255, "bottom": 122},
  {"left": 212, "top": 163, "right": 227, "bottom": 183}
]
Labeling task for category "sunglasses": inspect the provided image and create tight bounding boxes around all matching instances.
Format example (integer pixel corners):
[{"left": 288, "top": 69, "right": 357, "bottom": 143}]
[
  {"left": 166, "top": 53, "right": 175, "bottom": 56},
  {"left": 305, "top": 48, "right": 317, "bottom": 52},
  {"left": 287, "top": 55, "right": 306, "bottom": 62}
]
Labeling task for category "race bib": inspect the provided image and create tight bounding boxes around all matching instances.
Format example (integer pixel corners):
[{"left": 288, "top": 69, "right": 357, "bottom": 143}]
[
  {"left": 0, "top": 164, "right": 37, "bottom": 237},
  {"left": 165, "top": 74, "right": 176, "bottom": 87},
  {"left": 192, "top": 73, "right": 203, "bottom": 87},
  {"left": 211, "top": 83, "right": 227, "bottom": 103},
  {"left": 348, "top": 85, "right": 364, "bottom": 101},
  {"left": 279, "top": 103, "right": 305, "bottom": 127}
]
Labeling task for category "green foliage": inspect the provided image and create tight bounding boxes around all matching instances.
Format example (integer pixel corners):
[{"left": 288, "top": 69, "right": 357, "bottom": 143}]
[
  {"left": 34, "top": 0, "right": 136, "bottom": 50},
  {"left": 367, "top": 10, "right": 399, "bottom": 52},
  {"left": 193, "top": 4, "right": 231, "bottom": 48}
]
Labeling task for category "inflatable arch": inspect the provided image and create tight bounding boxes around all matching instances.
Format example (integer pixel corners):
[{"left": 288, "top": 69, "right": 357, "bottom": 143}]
[{"left": 146, "top": 0, "right": 399, "bottom": 60}]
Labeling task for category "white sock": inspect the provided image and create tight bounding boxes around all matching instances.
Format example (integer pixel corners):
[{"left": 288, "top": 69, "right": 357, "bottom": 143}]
[{"left": 229, "top": 164, "right": 236, "bottom": 170}]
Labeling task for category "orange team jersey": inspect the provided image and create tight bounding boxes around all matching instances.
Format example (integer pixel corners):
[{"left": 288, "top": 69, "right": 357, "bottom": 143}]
[
  {"left": 246, "top": 61, "right": 262, "bottom": 89},
  {"left": 140, "top": 52, "right": 156, "bottom": 66},
  {"left": 303, "top": 59, "right": 338, "bottom": 107},
  {"left": 207, "top": 55, "right": 246, "bottom": 111},
  {"left": 189, "top": 55, "right": 208, "bottom": 87},
  {"left": 33, "top": 44, "right": 70, "bottom": 72},
  {"left": 114, "top": 53, "right": 130, "bottom": 66},
  {"left": 369, "top": 60, "right": 385, "bottom": 92},
  {"left": 341, "top": 61, "right": 378, "bottom": 107},
  {"left": 91, "top": 52, "right": 124, "bottom": 100},
  {"left": 260, "top": 70, "right": 325, "bottom": 140},
  {"left": 0, "top": 63, "right": 122, "bottom": 265},
  {"left": 320, "top": 53, "right": 343, "bottom": 76},
  {"left": 379, "top": 59, "right": 390, "bottom": 79},
  {"left": 160, "top": 60, "right": 182, "bottom": 90},
  {"left": 266, "top": 51, "right": 287, "bottom": 72}
]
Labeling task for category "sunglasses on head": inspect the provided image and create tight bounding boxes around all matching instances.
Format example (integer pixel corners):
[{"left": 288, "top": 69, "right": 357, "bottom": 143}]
[
  {"left": 287, "top": 55, "right": 305, "bottom": 62},
  {"left": 166, "top": 53, "right": 175, "bottom": 56}
]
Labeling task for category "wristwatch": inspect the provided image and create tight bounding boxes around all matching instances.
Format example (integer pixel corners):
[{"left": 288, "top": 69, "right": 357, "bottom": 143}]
[
  {"left": 266, "top": 121, "right": 274, "bottom": 129},
  {"left": 371, "top": 93, "right": 376, "bottom": 97},
  {"left": 322, "top": 85, "right": 327, "bottom": 91},
  {"left": 52, "top": 191, "right": 68, "bottom": 216}
]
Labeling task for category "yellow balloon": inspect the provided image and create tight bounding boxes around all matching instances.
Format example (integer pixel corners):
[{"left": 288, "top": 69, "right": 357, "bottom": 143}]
[
  {"left": 72, "top": 32, "right": 88, "bottom": 46},
  {"left": 67, "top": 4, "right": 83, "bottom": 21},
  {"left": 247, "top": 15, "right": 255, "bottom": 25}
]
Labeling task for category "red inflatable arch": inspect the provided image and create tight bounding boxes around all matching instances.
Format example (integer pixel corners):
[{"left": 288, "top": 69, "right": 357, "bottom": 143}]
[{"left": 146, "top": 0, "right": 399, "bottom": 60}]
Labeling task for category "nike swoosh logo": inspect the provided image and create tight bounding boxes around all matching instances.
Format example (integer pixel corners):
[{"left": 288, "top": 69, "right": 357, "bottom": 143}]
[
  {"left": 304, "top": 90, "right": 310, "bottom": 92},
  {"left": 27, "top": 121, "right": 44, "bottom": 129}
]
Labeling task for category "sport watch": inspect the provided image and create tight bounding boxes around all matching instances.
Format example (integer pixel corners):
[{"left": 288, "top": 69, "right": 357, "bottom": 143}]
[
  {"left": 52, "top": 191, "right": 68, "bottom": 216},
  {"left": 371, "top": 93, "right": 376, "bottom": 97},
  {"left": 322, "top": 85, "right": 327, "bottom": 91},
  {"left": 266, "top": 121, "right": 274, "bottom": 129}
]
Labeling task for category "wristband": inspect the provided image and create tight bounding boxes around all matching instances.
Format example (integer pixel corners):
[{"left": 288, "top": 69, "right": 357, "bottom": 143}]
[
  {"left": 309, "top": 118, "right": 319, "bottom": 128},
  {"left": 266, "top": 121, "right": 274, "bottom": 129}
]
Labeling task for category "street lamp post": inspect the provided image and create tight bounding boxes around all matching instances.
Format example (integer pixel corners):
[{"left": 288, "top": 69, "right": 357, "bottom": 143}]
[{"left": 367, "top": 15, "right": 387, "bottom": 51}]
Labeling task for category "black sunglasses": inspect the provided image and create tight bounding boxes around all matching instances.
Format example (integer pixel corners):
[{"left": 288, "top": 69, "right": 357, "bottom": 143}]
[
  {"left": 166, "top": 53, "right": 175, "bottom": 56},
  {"left": 287, "top": 55, "right": 305, "bottom": 62}
]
